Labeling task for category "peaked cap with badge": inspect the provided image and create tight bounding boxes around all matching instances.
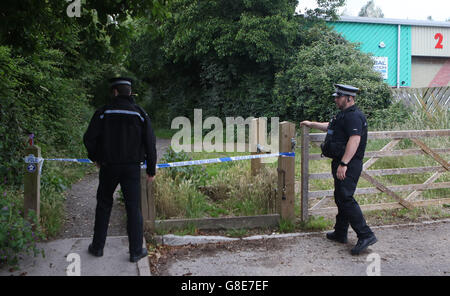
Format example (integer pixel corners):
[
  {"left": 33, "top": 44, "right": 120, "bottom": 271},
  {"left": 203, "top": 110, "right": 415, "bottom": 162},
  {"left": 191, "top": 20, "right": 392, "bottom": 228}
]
[
  {"left": 332, "top": 84, "right": 359, "bottom": 97},
  {"left": 109, "top": 77, "right": 133, "bottom": 88}
]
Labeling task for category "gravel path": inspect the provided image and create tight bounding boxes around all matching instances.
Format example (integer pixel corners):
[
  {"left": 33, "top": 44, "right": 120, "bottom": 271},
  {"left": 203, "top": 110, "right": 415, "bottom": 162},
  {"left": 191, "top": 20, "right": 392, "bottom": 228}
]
[
  {"left": 156, "top": 220, "right": 450, "bottom": 276},
  {"left": 59, "top": 138, "right": 171, "bottom": 239}
]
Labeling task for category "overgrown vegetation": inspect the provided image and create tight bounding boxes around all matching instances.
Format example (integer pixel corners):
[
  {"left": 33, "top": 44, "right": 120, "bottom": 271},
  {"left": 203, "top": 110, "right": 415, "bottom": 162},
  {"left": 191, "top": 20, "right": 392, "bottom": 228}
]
[
  {"left": 0, "top": 192, "right": 45, "bottom": 266},
  {"left": 154, "top": 148, "right": 278, "bottom": 219},
  {"left": 128, "top": 0, "right": 389, "bottom": 125},
  {"left": 0, "top": 0, "right": 170, "bottom": 266}
]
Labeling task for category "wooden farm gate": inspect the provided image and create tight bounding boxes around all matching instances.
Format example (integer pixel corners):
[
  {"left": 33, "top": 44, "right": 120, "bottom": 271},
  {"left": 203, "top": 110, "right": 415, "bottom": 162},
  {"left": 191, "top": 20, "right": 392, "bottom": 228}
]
[{"left": 300, "top": 127, "right": 450, "bottom": 221}]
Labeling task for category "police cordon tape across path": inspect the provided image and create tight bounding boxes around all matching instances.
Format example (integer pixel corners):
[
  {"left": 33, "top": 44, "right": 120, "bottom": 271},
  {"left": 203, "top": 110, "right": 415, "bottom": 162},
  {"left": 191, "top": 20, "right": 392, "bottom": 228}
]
[{"left": 23, "top": 151, "right": 295, "bottom": 174}]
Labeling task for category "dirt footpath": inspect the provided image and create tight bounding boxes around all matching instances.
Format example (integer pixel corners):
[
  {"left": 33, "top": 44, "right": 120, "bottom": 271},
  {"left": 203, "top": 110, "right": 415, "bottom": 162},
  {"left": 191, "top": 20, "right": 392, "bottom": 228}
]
[
  {"left": 59, "top": 138, "right": 171, "bottom": 239},
  {"left": 155, "top": 220, "right": 450, "bottom": 276}
]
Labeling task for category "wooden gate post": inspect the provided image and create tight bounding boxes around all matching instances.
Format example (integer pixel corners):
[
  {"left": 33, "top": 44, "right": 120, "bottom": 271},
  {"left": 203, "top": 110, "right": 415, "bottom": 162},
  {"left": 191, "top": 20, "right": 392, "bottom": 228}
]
[
  {"left": 278, "top": 121, "right": 295, "bottom": 221},
  {"left": 24, "top": 145, "right": 41, "bottom": 221},
  {"left": 251, "top": 118, "right": 261, "bottom": 176},
  {"left": 140, "top": 169, "right": 156, "bottom": 232},
  {"left": 300, "top": 126, "right": 309, "bottom": 222}
]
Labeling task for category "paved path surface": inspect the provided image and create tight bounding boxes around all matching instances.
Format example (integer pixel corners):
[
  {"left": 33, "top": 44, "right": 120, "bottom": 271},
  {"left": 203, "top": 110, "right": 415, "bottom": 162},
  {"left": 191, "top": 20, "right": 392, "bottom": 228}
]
[
  {"left": 0, "top": 237, "right": 149, "bottom": 276},
  {"left": 156, "top": 220, "right": 450, "bottom": 276}
]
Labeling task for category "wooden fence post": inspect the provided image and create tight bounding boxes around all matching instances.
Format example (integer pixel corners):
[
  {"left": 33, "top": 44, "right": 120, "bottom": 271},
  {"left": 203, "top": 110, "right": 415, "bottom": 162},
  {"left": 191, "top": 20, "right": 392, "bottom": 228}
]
[
  {"left": 300, "top": 126, "right": 309, "bottom": 222},
  {"left": 278, "top": 121, "right": 295, "bottom": 221},
  {"left": 251, "top": 118, "right": 261, "bottom": 176},
  {"left": 140, "top": 169, "right": 156, "bottom": 232},
  {"left": 24, "top": 145, "right": 41, "bottom": 221}
]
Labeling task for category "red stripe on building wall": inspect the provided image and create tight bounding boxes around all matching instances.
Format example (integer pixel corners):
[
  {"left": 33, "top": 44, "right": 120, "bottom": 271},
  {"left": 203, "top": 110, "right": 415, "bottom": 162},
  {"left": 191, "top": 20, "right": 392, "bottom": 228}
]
[{"left": 428, "top": 59, "right": 450, "bottom": 87}]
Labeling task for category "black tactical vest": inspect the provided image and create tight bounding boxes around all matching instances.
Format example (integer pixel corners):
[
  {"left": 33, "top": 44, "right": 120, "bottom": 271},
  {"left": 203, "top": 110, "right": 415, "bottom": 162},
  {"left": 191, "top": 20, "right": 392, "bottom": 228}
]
[{"left": 320, "top": 105, "right": 368, "bottom": 161}]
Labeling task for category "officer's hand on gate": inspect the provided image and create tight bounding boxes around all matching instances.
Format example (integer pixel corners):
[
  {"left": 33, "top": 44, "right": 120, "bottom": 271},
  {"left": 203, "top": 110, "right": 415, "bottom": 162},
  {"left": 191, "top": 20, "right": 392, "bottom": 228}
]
[
  {"left": 300, "top": 121, "right": 312, "bottom": 127},
  {"left": 146, "top": 174, "right": 155, "bottom": 183}
]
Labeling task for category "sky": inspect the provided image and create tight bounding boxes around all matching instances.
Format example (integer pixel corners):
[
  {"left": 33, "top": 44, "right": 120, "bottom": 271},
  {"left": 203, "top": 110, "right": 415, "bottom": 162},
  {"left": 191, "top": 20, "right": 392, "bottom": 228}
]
[{"left": 296, "top": 0, "right": 450, "bottom": 22}]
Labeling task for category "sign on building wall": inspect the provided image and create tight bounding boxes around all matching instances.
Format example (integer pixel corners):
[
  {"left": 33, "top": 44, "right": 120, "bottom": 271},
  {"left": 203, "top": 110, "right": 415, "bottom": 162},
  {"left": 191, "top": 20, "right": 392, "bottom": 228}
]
[
  {"left": 412, "top": 27, "right": 450, "bottom": 57},
  {"left": 372, "top": 56, "right": 388, "bottom": 79}
]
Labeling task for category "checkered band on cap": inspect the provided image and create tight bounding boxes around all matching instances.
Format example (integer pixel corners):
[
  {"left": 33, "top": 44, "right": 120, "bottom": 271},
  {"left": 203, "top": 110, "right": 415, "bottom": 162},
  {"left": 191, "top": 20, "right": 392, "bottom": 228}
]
[{"left": 109, "top": 77, "right": 132, "bottom": 87}]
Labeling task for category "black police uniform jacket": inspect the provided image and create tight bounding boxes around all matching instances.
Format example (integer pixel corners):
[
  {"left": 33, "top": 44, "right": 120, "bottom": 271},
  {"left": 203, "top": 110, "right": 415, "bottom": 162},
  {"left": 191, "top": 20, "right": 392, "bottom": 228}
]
[
  {"left": 83, "top": 95, "right": 157, "bottom": 176},
  {"left": 321, "top": 105, "right": 368, "bottom": 161}
]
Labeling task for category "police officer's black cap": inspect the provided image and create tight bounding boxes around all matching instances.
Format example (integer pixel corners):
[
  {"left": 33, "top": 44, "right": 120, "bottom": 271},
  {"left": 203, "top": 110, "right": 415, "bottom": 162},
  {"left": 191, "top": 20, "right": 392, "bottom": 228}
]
[
  {"left": 109, "top": 77, "right": 132, "bottom": 87},
  {"left": 332, "top": 84, "right": 359, "bottom": 97}
]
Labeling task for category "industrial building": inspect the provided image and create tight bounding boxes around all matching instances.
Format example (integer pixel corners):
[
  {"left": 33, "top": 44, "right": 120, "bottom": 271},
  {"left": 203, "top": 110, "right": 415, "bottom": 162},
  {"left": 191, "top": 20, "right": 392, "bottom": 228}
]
[{"left": 328, "top": 16, "right": 450, "bottom": 88}]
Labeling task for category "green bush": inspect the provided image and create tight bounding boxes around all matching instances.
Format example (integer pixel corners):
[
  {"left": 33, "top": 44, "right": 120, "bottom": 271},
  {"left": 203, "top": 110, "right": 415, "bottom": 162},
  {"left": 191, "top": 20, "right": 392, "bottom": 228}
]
[
  {"left": 274, "top": 26, "right": 392, "bottom": 123},
  {"left": 127, "top": 1, "right": 327, "bottom": 126},
  {"left": 129, "top": 1, "right": 390, "bottom": 128},
  {"left": 368, "top": 101, "right": 411, "bottom": 130},
  {"left": 0, "top": 188, "right": 45, "bottom": 267},
  {"left": 0, "top": 46, "right": 93, "bottom": 186},
  {"left": 369, "top": 98, "right": 449, "bottom": 131}
]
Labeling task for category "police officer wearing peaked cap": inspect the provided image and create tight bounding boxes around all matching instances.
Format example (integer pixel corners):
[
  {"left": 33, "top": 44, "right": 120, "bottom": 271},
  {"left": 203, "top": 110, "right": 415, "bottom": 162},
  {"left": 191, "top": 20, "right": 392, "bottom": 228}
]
[
  {"left": 83, "top": 77, "right": 157, "bottom": 262},
  {"left": 300, "top": 83, "right": 377, "bottom": 255}
]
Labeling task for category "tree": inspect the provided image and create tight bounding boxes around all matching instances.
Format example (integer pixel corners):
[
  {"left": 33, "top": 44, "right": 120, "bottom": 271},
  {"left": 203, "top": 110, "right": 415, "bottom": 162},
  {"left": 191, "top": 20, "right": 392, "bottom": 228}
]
[
  {"left": 340, "top": 7, "right": 351, "bottom": 17},
  {"left": 129, "top": 0, "right": 305, "bottom": 123},
  {"left": 273, "top": 26, "right": 391, "bottom": 122},
  {"left": 0, "top": 1, "right": 172, "bottom": 186},
  {"left": 304, "top": 0, "right": 345, "bottom": 20},
  {"left": 0, "top": 0, "right": 171, "bottom": 59},
  {"left": 128, "top": 0, "right": 391, "bottom": 126},
  {"left": 358, "top": 0, "right": 384, "bottom": 18}
]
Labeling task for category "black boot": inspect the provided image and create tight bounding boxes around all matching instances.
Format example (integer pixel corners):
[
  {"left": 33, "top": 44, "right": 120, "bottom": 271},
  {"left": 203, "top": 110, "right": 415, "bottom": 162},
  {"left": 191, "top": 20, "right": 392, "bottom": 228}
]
[
  {"left": 88, "top": 244, "right": 103, "bottom": 257},
  {"left": 351, "top": 235, "right": 377, "bottom": 255},
  {"left": 130, "top": 248, "right": 148, "bottom": 263},
  {"left": 326, "top": 231, "right": 348, "bottom": 243}
]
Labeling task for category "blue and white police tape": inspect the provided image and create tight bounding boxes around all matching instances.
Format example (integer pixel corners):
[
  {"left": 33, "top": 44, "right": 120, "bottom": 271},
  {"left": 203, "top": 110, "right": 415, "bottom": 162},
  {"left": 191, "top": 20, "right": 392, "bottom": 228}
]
[
  {"left": 24, "top": 152, "right": 295, "bottom": 173},
  {"left": 46, "top": 158, "right": 93, "bottom": 163},
  {"left": 150, "top": 152, "right": 294, "bottom": 169}
]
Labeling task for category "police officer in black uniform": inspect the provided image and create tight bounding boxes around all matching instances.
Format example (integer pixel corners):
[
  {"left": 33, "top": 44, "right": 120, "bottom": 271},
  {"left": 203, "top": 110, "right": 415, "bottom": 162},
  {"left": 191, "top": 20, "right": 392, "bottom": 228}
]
[
  {"left": 300, "top": 84, "right": 377, "bottom": 255},
  {"left": 83, "top": 77, "right": 157, "bottom": 262}
]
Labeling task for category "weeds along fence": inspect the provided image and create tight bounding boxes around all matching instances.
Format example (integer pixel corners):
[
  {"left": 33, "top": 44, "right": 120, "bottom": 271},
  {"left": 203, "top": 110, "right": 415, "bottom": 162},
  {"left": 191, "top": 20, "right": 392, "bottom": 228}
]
[
  {"left": 300, "top": 127, "right": 450, "bottom": 221},
  {"left": 140, "top": 119, "right": 297, "bottom": 232},
  {"left": 391, "top": 86, "right": 450, "bottom": 115}
]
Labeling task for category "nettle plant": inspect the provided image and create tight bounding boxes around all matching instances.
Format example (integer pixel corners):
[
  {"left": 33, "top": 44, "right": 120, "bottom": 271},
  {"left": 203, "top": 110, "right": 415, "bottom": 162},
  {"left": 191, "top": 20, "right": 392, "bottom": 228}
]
[{"left": 0, "top": 191, "right": 45, "bottom": 267}]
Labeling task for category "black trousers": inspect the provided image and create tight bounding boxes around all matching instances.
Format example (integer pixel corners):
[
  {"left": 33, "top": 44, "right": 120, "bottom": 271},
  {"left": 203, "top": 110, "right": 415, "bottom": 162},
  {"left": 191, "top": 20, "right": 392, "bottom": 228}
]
[
  {"left": 92, "top": 164, "right": 143, "bottom": 256},
  {"left": 331, "top": 159, "right": 373, "bottom": 239}
]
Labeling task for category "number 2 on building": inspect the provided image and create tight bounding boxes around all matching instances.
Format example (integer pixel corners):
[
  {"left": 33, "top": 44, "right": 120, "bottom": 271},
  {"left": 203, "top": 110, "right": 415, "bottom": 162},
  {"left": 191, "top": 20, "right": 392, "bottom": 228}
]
[{"left": 434, "top": 33, "right": 443, "bottom": 49}]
